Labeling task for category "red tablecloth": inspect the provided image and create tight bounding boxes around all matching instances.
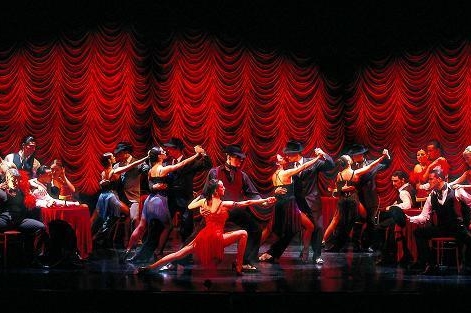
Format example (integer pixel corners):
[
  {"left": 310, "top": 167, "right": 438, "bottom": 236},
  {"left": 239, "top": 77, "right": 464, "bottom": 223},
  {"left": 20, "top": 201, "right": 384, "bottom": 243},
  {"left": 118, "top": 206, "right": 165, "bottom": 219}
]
[
  {"left": 403, "top": 208, "right": 422, "bottom": 262},
  {"left": 41, "top": 206, "right": 93, "bottom": 259}
]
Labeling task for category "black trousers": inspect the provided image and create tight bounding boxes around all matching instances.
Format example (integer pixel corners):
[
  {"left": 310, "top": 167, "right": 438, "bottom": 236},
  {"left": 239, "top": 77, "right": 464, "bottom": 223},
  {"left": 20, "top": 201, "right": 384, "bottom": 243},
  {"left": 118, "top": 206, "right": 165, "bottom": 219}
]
[
  {"left": 267, "top": 209, "right": 323, "bottom": 260},
  {"left": 224, "top": 208, "right": 262, "bottom": 264}
]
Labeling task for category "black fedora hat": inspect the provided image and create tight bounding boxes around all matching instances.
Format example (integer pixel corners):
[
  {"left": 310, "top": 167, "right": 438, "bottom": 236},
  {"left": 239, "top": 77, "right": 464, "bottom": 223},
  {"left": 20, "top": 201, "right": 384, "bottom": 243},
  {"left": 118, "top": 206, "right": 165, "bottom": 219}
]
[
  {"left": 163, "top": 137, "right": 184, "bottom": 150},
  {"left": 282, "top": 140, "right": 304, "bottom": 154},
  {"left": 114, "top": 142, "right": 133, "bottom": 154},
  {"left": 224, "top": 144, "right": 246, "bottom": 159},
  {"left": 347, "top": 144, "right": 368, "bottom": 156}
]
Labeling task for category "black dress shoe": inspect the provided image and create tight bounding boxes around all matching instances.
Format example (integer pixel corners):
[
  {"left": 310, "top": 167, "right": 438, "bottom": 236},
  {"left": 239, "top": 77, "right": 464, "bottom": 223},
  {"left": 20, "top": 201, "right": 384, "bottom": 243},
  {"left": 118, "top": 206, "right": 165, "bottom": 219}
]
[
  {"left": 119, "top": 250, "right": 132, "bottom": 264},
  {"left": 364, "top": 247, "right": 375, "bottom": 253},
  {"left": 30, "top": 258, "right": 50, "bottom": 269},
  {"left": 408, "top": 261, "right": 425, "bottom": 271},
  {"left": 324, "top": 246, "right": 340, "bottom": 253},
  {"left": 420, "top": 264, "right": 440, "bottom": 275},
  {"left": 135, "top": 266, "right": 151, "bottom": 275},
  {"left": 352, "top": 245, "right": 361, "bottom": 253},
  {"left": 460, "top": 267, "right": 471, "bottom": 275},
  {"left": 242, "top": 264, "right": 258, "bottom": 272},
  {"left": 398, "top": 254, "right": 412, "bottom": 268},
  {"left": 375, "top": 257, "right": 396, "bottom": 266}
]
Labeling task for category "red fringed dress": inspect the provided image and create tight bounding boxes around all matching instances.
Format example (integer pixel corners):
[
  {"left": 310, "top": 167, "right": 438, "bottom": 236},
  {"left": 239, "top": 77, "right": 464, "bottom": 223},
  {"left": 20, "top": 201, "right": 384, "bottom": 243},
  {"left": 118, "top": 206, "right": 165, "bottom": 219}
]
[{"left": 193, "top": 202, "right": 227, "bottom": 268}]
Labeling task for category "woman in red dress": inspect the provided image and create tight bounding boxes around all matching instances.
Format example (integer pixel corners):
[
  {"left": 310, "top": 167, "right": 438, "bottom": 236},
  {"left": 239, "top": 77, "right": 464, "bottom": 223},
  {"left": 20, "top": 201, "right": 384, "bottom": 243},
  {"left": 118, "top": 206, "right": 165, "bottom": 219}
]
[
  {"left": 409, "top": 149, "right": 431, "bottom": 199},
  {"left": 136, "top": 178, "right": 276, "bottom": 275}
]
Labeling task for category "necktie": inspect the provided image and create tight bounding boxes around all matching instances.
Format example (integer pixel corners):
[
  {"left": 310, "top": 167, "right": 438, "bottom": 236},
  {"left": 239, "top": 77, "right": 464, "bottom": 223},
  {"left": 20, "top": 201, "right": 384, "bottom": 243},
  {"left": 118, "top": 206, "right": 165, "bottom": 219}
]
[
  {"left": 295, "top": 162, "right": 302, "bottom": 177},
  {"left": 436, "top": 185, "right": 446, "bottom": 200}
]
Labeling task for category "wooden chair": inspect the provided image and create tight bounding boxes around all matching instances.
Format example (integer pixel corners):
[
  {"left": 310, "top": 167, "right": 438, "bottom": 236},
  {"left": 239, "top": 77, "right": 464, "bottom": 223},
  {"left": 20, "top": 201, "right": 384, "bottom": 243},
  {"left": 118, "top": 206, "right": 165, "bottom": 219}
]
[
  {"left": 0, "top": 230, "right": 22, "bottom": 267},
  {"left": 415, "top": 197, "right": 427, "bottom": 209},
  {"left": 430, "top": 237, "right": 461, "bottom": 273},
  {"left": 427, "top": 210, "right": 461, "bottom": 273}
]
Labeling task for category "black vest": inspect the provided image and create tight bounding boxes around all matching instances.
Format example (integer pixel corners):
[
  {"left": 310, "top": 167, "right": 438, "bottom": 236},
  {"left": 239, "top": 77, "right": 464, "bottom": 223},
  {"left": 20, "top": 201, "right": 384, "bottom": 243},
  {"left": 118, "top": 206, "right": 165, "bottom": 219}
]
[
  {"left": 430, "top": 186, "right": 461, "bottom": 226},
  {"left": 396, "top": 183, "right": 417, "bottom": 208},
  {"left": 12, "top": 153, "right": 35, "bottom": 177}
]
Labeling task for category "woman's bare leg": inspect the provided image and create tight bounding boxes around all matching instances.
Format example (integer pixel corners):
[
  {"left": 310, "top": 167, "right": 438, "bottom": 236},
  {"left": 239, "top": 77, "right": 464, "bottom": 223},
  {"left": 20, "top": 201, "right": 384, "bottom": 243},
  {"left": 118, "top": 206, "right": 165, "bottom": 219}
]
[
  {"left": 300, "top": 212, "right": 314, "bottom": 257},
  {"left": 223, "top": 230, "right": 247, "bottom": 272},
  {"left": 358, "top": 202, "right": 367, "bottom": 219},
  {"left": 126, "top": 218, "right": 147, "bottom": 251},
  {"left": 155, "top": 224, "right": 172, "bottom": 255},
  {"left": 147, "top": 243, "right": 195, "bottom": 270},
  {"left": 323, "top": 210, "right": 339, "bottom": 243}
]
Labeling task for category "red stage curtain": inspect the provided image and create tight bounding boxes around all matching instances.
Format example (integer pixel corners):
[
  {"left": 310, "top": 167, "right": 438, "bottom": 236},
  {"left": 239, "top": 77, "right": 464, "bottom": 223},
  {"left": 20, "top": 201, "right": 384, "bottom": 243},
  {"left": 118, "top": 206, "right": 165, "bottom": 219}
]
[
  {"left": 0, "top": 22, "right": 469, "bottom": 210},
  {"left": 345, "top": 40, "right": 471, "bottom": 205}
]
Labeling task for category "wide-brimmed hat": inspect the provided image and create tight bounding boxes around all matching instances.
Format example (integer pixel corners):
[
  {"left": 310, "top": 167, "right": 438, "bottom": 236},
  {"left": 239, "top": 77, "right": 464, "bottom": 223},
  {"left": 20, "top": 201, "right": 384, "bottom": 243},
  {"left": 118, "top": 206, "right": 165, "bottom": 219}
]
[
  {"left": 224, "top": 144, "right": 246, "bottom": 159},
  {"left": 347, "top": 144, "right": 368, "bottom": 156},
  {"left": 163, "top": 137, "right": 184, "bottom": 150},
  {"left": 22, "top": 135, "right": 36, "bottom": 146},
  {"left": 282, "top": 140, "right": 304, "bottom": 154},
  {"left": 114, "top": 142, "right": 133, "bottom": 154}
]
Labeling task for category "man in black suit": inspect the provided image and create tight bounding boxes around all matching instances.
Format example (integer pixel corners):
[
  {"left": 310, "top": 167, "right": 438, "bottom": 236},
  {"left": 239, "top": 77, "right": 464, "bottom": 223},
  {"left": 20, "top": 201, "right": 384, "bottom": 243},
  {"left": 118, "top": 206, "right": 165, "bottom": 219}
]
[
  {"left": 156, "top": 138, "right": 212, "bottom": 270},
  {"left": 163, "top": 137, "right": 213, "bottom": 243},
  {"left": 282, "top": 140, "right": 335, "bottom": 264},
  {"left": 113, "top": 142, "right": 150, "bottom": 231},
  {"left": 349, "top": 143, "right": 391, "bottom": 252}
]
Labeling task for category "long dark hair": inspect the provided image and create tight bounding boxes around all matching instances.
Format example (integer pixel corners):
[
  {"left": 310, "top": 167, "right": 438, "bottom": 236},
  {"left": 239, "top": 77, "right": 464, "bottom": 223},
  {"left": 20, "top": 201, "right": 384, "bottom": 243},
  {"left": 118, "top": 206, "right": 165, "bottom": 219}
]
[
  {"left": 100, "top": 152, "right": 113, "bottom": 167},
  {"left": 203, "top": 178, "right": 220, "bottom": 200}
]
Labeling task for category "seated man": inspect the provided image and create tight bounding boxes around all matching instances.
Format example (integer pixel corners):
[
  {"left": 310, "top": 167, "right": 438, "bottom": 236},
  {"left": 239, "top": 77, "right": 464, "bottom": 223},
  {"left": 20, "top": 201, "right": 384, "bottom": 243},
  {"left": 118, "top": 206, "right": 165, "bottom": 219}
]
[
  {"left": 374, "top": 170, "right": 416, "bottom": 267},
  {"left": 406, "top": 169, "right": 471, "bottom": 275}
]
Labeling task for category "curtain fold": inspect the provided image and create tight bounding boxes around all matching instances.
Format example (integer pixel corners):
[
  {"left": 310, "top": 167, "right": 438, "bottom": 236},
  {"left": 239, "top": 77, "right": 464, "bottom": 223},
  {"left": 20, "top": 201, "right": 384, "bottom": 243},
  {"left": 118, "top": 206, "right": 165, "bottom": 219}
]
[{"left": 0, "top": 23, "right": 469, "bottom": 209}]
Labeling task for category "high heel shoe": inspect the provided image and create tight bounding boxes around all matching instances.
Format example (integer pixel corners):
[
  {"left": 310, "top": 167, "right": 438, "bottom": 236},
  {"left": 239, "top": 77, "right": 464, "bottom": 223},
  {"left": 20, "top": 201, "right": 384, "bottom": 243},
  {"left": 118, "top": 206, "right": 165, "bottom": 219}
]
[
  {"left": 135, "top": 266, "right": 151, "bottom": 275},
  {"left": 120, "top": 249, "right": 132, "bottom": 264},
  {"left": 232, "top": 262, "right": 243, "bottom": 276},
  {"left": 258, "top": 252, "right": 275, "bottom": 263}
]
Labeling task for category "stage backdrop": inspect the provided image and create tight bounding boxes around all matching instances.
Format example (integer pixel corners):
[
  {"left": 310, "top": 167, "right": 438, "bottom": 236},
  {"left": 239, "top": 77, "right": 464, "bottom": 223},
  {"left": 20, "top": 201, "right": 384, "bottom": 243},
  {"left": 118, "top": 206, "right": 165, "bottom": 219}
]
[{"left": 0, "top": 22, "right": 470, "bottom": 211}]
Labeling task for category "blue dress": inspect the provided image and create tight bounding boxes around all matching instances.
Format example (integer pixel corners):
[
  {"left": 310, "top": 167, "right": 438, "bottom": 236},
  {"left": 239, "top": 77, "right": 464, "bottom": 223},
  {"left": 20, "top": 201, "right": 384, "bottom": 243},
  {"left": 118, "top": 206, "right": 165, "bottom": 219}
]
[{"left": 141, "top": 176, "right": 171, "bottom": 226}]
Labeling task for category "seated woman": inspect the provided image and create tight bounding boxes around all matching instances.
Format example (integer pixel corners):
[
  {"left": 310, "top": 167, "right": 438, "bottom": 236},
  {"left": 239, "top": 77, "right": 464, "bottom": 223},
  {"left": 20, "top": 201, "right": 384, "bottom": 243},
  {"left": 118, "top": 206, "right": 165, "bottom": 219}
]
[
  {"left": 50, "top": 159, "right": 77, "bottom": 201},
  {"left": 409, "top": 148, "right": 431, "bottom": 199},
  {"left": 0, "top": 167, "right": 47, "bottom": 266},
  {"left": 323, "top": 149, "right": 390, "bottom": 252},
  {"left": 136, "top": 178, "right": 276, "bottom": 275}
]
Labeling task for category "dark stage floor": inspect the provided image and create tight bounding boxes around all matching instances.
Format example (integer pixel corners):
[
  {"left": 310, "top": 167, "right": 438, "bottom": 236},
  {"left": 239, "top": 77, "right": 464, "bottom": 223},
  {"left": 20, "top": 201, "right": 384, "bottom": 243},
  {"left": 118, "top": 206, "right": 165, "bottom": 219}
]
[{"left": 1, "top": 230, "right": 470, "bottom": 313}]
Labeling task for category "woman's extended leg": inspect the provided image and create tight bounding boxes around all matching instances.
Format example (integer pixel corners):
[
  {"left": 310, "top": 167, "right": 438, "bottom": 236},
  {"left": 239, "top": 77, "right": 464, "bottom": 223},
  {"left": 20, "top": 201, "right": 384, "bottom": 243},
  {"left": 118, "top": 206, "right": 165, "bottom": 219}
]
[
  {"left": 144, "top": 243, "right": 195, "bottom": 271},
  {"left": 223, "top": 230, "right": 247, "bottom": 273},
  {"left": 300, "top": 212, "right": 314, "bottom": 262}
]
